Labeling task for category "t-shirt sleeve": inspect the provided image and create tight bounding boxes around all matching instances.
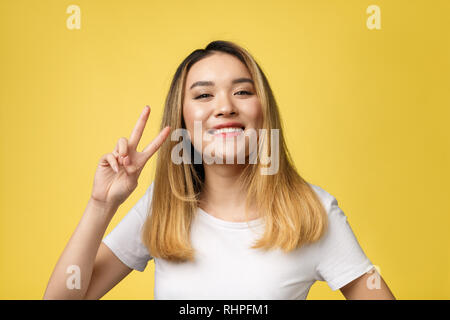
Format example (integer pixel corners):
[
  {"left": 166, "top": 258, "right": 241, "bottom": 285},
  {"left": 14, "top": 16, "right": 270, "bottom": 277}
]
[
  {"left": 102, "top": 182, "right": 155, "bottom": 272},
  {"left": 309, "top": 183, "right": 375, "bottom": 291}
]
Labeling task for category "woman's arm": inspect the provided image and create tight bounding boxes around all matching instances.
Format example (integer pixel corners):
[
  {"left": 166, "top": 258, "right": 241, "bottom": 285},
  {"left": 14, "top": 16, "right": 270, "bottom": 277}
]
[
  {"left": 83, "top": 242, "right": 133, "bottom": 300},
  {"left": 339, "top": 268, "right": 396, "bottom": 300},
  {"left": 43, "top": 198, "right": 127, "bottom": 299},
  {"left": 44, "top": 106, "right": 169, "bottom": 299}
]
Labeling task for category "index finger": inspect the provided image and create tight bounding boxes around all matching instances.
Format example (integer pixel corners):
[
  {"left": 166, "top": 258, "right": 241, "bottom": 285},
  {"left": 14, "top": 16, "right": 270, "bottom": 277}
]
[{"left": 129, "top": 105, "right": 151, "bottom": 150}]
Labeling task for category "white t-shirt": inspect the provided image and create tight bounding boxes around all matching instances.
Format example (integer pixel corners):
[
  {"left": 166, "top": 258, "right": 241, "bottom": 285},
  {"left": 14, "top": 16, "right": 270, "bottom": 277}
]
[{"left": 102, "top": 182, "right": 374, "bottom": 299}]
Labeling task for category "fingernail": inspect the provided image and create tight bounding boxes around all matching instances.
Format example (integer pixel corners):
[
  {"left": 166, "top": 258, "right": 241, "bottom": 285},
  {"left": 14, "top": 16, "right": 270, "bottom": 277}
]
[{"left": 113, "top": 165, "right": 119, "bottom": 173}]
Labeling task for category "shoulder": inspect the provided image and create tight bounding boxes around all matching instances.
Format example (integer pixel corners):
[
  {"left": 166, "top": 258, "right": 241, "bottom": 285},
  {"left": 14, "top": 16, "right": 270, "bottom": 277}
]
[
  {"left": 130, "top": 181, "right": 155, "bottom": 222},
  {"left": 144, "top": 181, "right": 155, "bottom": 200},
  {"left": 307, "top": 182, "right": 339, "bottom": 215}
]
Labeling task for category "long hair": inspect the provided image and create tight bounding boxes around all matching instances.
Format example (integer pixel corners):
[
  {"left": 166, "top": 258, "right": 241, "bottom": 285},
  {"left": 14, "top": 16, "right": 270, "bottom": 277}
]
[{"left": 142, "top": 40, "right": 328, "bottom": 262}]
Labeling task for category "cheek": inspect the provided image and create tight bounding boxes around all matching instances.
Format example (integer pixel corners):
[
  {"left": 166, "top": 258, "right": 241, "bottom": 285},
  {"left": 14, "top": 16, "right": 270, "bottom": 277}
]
[
  {"left": 183, "top": 106, "right": 207, "bottom": 128},
  {"left": 183, "top": 105, "right": 208, "bottom": 130},
  {"left": 244, "top": 100, "right": 263, "bottom": 127},
  {"left": 183, "top": 104, "right": 210, "bottom": 149}
]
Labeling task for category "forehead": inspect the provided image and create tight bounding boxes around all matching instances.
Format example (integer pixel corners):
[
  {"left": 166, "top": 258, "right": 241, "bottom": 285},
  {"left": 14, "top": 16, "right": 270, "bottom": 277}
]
[{"left": 185, "top": 53, "right": 251, "bottom": 86}]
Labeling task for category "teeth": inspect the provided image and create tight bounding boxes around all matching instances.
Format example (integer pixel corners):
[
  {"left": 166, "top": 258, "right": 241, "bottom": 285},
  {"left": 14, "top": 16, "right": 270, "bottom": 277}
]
[{"left": 213, "top": 127, "right": 244, "bottom": 135}]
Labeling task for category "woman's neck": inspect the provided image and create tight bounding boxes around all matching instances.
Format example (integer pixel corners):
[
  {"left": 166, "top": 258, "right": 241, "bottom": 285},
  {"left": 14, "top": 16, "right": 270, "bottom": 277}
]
[{"left": 199, "top": 163, "right": 258, "bottom": 222}]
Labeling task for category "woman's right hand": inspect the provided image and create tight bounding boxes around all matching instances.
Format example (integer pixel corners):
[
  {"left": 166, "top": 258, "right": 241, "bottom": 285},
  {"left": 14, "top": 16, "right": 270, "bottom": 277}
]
[{"left": 90, "top": 105, "right": 170, "bottom": 208}]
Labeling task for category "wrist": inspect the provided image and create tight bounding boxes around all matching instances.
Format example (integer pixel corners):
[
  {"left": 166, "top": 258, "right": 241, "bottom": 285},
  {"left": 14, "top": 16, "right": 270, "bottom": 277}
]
[{"left": 88, "top": 196, "right": 120, "bottom": 216}]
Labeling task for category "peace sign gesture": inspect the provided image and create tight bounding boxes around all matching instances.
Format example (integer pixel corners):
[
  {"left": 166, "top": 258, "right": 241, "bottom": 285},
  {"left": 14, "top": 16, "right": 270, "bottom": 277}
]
[{"left": 90, "top": 106, "right": 170, "bottom": 209}]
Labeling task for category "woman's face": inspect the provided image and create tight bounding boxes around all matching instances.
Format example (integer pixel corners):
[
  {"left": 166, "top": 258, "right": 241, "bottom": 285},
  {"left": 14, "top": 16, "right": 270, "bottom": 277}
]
[{"left": 182, "top": 52, "right": 263, "bottom": 163}]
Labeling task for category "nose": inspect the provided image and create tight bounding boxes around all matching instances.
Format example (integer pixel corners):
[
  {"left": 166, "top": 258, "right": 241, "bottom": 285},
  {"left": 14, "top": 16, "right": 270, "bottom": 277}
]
[{"left": 214, "top": 93, "right": 238, "bottom": 118}]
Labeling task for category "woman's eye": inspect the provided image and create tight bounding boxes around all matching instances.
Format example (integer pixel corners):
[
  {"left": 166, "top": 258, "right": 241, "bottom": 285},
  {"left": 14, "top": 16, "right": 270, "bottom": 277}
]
[
  {"left": 235, "top": 90, "right": 252, "bottom": 95},
  {"left": 194, "top": 91, "right": 253, "bottom": 100},
  {"left": 194, "top": 94, "right": 211, "bottom": 100}
]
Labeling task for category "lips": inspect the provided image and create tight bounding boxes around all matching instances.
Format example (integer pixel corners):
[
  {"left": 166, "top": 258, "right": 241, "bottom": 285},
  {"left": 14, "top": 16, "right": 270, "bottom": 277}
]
[
  {"left": 208, "top": 122, "right": 245, "bottom": 135},
  {"left": 212, "top": 122, "right": 245, "bottom": 130}
]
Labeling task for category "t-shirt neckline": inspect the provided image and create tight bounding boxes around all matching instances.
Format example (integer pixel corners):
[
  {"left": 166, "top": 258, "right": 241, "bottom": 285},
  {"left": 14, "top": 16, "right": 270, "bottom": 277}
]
[{"left": 196, "top": 207, "right": 265, "bottom": 229}]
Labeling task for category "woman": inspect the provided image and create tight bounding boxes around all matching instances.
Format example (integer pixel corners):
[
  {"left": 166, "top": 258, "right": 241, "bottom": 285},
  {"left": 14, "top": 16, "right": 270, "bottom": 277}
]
[{"left": 44, "top": 40, "right": 395, "bottom": 300}]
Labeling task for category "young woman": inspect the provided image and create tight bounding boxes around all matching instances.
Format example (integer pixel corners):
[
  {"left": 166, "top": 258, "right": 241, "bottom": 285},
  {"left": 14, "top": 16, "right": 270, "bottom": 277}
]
[{"left": 44, "top": 40, "right": 395, "bottom": 300}]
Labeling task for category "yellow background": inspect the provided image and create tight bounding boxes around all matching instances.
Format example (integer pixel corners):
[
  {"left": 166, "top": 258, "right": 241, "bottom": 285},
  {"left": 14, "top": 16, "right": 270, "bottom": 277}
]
[{"left": 1, "top": 0, "right": 449, "bottom": 300}]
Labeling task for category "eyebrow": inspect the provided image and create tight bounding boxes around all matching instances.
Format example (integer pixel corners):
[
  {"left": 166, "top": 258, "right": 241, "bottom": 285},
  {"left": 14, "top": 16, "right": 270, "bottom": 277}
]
[{"left": 189, "top": 77, "right": 254, "bottom": 90}]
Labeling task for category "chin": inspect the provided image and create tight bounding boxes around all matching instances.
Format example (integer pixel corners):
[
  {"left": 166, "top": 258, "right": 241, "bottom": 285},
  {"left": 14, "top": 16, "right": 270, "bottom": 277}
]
[{"left": 202, "top": 141, "right": 250, "bottom": 165}]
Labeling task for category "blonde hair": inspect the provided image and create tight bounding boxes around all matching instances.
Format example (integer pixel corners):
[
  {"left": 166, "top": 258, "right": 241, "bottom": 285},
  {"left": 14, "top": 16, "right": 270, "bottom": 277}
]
[{"left": 142, "top": 40, "right": 328, "bottom": 262}]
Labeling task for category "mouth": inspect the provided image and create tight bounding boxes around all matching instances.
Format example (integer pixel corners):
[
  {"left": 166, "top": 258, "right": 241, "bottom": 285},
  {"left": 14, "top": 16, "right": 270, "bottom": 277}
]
[
  {"left": 207, "top": 122, "right": 246, "bottom": 137},
  {"left": 209, "top": 127, "right": 245, "bottom": 138}
]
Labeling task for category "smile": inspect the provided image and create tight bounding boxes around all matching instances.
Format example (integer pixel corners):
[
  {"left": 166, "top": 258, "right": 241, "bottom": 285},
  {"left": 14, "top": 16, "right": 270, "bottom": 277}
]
[{"left": 209, "top": 127, "right": 244, "bottom": 138}]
